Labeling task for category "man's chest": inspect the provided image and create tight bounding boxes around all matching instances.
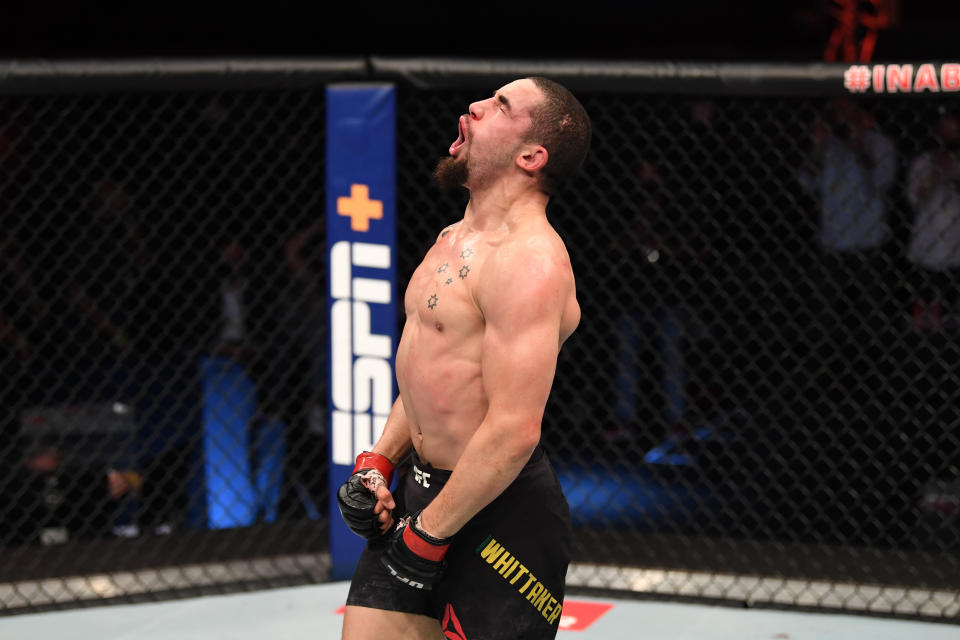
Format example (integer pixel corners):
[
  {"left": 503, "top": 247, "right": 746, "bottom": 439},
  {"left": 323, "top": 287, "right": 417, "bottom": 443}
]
[{"left": 405, "top": 240, "right": 486, "bottom": 331}]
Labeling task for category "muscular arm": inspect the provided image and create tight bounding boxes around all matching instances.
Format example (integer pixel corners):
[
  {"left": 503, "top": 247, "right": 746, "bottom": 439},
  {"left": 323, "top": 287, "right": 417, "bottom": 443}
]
[
  {"left": 369, "top": 396, "right": 413, "bottom": 530},
  {"left": 419, "top": 244, "right": 569, "bottom": 538},
  {"left": 373, "top": 396, "right": 414, "bottom": 464}
]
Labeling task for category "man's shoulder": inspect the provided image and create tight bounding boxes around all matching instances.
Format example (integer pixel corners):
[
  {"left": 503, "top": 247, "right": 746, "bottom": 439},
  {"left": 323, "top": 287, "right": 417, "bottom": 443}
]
[
  {"left": 508, "top": 223, "right": 572, "bottom": 262},
  {"left": 486, "top": 225, "right": 575, "bottom": 286},
  {"left": 478, "top": 231, "right": 576, "bottom": 323},
  {"left": 435, "top": 220, "right": 462, "bottom": 242}
]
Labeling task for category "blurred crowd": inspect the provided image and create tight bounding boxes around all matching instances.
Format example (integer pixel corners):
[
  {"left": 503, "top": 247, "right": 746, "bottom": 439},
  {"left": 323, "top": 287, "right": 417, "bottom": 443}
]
[
  {"left": 0, "top": 121, "right": 330, "bottom": 547},
  {"left": 1, "top": 91, "right": 958, "bottom": 554},
  {"left": 601, "top": 95, "right": 959, "bottom": 546},
  {"left": 610, "top": 96, "right": 960, "bottom": 421}
]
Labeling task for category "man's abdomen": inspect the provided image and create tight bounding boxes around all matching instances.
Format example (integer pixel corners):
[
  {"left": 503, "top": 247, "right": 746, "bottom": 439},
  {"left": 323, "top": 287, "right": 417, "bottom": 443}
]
[{"left": 396, "top": 324, "right": 488, "bottom": 469}]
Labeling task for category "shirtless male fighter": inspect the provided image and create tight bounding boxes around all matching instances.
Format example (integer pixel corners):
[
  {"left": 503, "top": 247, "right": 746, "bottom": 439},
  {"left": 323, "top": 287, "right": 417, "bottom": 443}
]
[{"left": 337, "top": 76, "right": 591, "bottom": 640}]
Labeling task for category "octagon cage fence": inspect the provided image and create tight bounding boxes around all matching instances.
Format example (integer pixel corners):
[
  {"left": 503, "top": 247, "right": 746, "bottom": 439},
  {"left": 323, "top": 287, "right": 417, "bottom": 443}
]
[{"left": 0, "top": 58, "right": 957, "bottom": 625}]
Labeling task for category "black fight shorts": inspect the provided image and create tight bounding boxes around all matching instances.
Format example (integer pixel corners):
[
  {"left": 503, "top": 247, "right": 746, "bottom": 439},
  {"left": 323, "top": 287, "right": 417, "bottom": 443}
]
[{"left": 346, "top": 444, "right": 573, "bottom": 640}]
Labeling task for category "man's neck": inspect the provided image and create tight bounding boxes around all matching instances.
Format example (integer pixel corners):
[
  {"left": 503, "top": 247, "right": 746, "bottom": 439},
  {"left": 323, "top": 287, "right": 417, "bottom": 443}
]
[{"left": 461, "top": 182, "right": 549, "bottom": 233}]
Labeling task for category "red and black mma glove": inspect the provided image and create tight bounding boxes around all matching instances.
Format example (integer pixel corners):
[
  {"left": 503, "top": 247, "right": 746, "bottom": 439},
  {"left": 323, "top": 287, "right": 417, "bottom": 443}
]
[
  {"left": 336, "top": 451, "right": 395, "bottom": 540},
  {"left": 380, "top": 509, "right": 452, "bottom": 590}
]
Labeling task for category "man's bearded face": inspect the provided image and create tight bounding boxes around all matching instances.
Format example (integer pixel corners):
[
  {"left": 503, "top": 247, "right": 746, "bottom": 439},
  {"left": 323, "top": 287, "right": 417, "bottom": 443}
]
[{"left": 432, "top": 154, "right": 469, "bottom": 191}]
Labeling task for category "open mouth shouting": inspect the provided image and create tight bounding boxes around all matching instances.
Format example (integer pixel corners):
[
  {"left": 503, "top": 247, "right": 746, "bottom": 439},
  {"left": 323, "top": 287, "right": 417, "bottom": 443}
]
[{"left": 449, "top": 115, "right": 468, "bottom": 156}]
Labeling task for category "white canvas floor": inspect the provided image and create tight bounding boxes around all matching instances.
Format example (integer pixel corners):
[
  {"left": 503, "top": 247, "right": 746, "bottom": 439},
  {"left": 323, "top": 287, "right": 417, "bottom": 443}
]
[{"left": 2, "top": 580, "right": 959, "bottom": 639}]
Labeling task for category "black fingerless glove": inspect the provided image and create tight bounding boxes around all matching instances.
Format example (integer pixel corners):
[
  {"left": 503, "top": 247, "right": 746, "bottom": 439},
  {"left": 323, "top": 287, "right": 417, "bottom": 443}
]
[
  {"left": 336, "top": 451, "right": 395, "bottom": 540},
  {"left": 380, "top": 509, "right": 452, "bottom": 590}
]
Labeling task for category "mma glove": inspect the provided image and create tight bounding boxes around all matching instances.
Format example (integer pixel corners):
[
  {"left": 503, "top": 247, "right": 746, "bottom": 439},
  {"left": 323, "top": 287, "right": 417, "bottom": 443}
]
[
  {"left": 381, "top": 509, "right": 452, "bottom": 590},
  {"left": 336, "top": 451, "right": 395, "bottom": 540}
]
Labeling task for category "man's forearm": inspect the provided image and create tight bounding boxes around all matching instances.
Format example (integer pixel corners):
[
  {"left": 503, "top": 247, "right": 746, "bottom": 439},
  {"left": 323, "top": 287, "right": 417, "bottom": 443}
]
[
  {"left": 419, "top": 417, "right": 538, "bottom": 538},
  {"left": 372, "top": 396, "right": 413, "bottom": 463}
]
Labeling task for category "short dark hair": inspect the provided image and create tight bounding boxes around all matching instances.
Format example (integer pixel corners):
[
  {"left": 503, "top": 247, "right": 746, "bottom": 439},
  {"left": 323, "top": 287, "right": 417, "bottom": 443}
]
[{"left": 525, "top": 76, "right": 592, "bottom": 195}]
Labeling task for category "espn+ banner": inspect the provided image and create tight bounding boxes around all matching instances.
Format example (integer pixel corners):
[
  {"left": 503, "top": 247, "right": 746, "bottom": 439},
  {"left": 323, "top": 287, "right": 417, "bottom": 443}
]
[{"left": 326, "top": 84, "right": 398, "bottom": 579}]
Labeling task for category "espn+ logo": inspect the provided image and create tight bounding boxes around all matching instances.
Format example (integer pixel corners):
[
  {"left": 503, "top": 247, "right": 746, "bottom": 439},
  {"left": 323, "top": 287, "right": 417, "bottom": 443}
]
[{"left": 330, "top": 184, "right": 394, "bottom": 465}]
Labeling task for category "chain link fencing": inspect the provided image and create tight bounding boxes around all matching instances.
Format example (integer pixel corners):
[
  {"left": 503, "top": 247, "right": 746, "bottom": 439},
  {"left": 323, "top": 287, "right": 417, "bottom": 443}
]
[
  {"left": 394, "top": 77, "right": 960, "bottom": 621},
  {"left": 0, "top": 59, "right": 957, "bottom": 622},
  {"left": 0, "top": 70, "right": 341, "bottom": 610}
]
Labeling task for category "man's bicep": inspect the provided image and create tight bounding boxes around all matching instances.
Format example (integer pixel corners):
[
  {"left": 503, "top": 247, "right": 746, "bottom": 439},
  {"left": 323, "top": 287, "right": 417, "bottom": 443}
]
[
  {"left": 482, "top": 320, "right": 560, "bottom": 428},
  {"left": 480, "top": 280, "right": 564, "bottom": 426}
]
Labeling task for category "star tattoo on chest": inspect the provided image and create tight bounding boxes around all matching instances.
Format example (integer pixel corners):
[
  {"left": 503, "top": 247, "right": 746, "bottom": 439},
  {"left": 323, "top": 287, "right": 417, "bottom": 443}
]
[
  {"left": 437, "top": 262, "right": 449, "bottom": 273},
  {"left": 459, "top": 265, "right": 470, "bottom": 280},
  {"left": 427, "top": 293, "right": 438, "bottom": 310},
  {"left": 460, "top": 248, "right": 473, "bottom": 260}
]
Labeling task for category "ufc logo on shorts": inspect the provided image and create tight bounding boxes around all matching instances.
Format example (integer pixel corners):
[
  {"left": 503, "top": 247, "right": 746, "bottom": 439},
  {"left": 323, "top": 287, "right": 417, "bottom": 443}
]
[{"left": 414, "top": 465, "right": 431, "bottom": 488}]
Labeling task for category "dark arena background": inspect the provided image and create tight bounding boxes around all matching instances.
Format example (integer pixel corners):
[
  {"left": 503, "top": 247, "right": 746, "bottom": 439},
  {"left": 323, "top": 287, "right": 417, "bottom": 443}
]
[
  {"left": 1, "top": 2, "right": 960, "bottom": 636},
  {"left": 0, "top": 56, "right": 958, "bottom": 619}
]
